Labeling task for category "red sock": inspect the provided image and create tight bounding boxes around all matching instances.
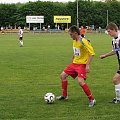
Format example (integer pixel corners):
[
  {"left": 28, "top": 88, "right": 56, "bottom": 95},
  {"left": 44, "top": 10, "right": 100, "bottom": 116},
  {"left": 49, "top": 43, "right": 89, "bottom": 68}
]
[
  {"left": 62, "top": 80, "right": 68, "bottom": 97},
  {"left": 81, "top": 83, "right": 94, "bottom": 101}
]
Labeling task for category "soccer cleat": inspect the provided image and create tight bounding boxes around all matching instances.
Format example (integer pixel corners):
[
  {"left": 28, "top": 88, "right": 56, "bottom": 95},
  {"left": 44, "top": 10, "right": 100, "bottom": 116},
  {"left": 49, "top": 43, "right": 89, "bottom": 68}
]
[
  {"left": 89, "top": 99, "right": 96, "bottom": 107},
  {"left": 56, "top": 96, "right": 68, "bottom": 100},
  {"left": 110, "top": 98, "right": 120, "bottom": 104}
]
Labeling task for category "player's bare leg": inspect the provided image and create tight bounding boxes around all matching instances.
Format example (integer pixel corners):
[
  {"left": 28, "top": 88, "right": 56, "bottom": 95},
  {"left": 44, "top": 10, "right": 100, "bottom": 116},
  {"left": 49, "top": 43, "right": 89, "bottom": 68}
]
[{"left": 111, "top": 73, "right": 120, "bottom": 103}]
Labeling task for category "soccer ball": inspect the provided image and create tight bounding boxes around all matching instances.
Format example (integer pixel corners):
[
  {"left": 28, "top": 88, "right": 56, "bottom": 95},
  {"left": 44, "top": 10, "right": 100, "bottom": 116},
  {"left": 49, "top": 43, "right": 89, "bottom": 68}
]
[{"left": 44, "top": 93, "right": 55, "bottom": 104}]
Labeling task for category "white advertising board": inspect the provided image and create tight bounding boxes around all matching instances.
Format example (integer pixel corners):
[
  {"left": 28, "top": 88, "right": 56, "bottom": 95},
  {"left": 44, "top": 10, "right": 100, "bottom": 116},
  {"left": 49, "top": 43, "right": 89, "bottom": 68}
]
[{"left": 26, "top": 16, "right": 44, "bottom": 23}]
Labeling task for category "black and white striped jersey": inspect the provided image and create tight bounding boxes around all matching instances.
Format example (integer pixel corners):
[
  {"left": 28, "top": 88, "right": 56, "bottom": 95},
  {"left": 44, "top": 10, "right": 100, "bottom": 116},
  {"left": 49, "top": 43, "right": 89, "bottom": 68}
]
[{"left": 112, "top": 33, "right": 120, "bottom": 68}]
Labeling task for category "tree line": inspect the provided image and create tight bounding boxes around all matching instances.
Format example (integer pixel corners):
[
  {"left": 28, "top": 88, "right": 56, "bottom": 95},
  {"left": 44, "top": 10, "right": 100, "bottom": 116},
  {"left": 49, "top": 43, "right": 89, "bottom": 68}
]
[{"left": 0, "top": 0, "right": 120, "bottom": 29}]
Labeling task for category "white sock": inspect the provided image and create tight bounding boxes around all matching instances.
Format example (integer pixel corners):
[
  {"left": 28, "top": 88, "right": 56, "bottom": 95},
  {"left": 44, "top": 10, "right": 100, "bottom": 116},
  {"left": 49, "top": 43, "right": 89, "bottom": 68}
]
[
  {"left": 115, "top": 84, "right": 120, "bottom": 100},
  {"left": 20, "top": 41, "right": 23, "bottom": 46}
]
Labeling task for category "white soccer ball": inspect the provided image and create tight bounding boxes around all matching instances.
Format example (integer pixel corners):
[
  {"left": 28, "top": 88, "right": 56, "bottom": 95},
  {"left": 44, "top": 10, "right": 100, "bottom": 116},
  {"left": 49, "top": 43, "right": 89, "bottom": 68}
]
[{"left": 44, "top": 93, "right": 55, "bottom": 104}]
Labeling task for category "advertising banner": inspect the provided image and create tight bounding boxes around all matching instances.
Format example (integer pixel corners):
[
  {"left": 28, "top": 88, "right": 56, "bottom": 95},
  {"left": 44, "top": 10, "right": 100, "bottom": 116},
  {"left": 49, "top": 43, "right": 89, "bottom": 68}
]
[
  {"left": 54, "top": 16, "right": 71, "bottom": 23},
  {"left": 26, "top": 16, "right": 44, "bottom": 23}
]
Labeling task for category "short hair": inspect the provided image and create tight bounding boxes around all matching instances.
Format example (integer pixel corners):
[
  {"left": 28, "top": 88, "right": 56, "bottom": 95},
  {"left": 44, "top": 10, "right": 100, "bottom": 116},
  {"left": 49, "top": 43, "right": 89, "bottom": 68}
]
[
  {"left": 106, "top": 22, "right": 118, "bottom": 32},
  {"left": 69, "top": 25, "right": 80, "bottom": 35}
]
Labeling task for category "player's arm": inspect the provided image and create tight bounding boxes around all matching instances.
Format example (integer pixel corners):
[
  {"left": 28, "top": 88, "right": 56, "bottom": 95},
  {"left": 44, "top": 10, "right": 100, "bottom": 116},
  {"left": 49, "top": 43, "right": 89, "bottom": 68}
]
[
  {"left": 99, "top": 51, "right": 116, "bottom": 59},
  {"left": 82, "top": 39, "right": 95, "bottom": 73},
  {"left": 82, "top": 38, "right": 95, "bottom": 56},
  {"left": 86, "top": 55, "right": 94, "bottom": 73}
]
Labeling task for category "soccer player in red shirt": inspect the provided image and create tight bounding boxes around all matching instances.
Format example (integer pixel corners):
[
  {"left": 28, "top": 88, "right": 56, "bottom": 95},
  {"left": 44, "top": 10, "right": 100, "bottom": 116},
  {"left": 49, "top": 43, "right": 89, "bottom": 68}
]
[
  {"left": 80, "top": 26, "right": 86, "bottom": 37},
  {"left": 56, "top": 25, "right": 96, "bottom": 107}
]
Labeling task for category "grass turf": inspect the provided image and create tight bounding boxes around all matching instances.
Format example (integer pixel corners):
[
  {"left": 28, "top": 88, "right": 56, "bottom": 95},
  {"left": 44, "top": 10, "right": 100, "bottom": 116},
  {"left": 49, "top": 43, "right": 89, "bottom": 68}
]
[{"left": 0, "top": 32, "right": 119, "bottom": 120}]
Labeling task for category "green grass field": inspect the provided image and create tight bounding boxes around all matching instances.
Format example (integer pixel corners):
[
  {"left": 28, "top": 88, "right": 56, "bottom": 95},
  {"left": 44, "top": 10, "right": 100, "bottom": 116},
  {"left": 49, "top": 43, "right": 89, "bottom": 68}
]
[{"left": 0, "top": 32, "right": 120, "bottom": 120}]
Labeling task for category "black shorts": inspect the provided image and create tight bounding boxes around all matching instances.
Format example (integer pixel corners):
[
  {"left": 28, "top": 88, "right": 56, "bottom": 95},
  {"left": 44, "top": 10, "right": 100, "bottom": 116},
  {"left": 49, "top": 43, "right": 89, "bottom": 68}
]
[
  {"left": 19, "top": 37, "right": 23, "bottom": 40},
  {"left": 117, "top": 70, "right": 120, "bottom": 74}
]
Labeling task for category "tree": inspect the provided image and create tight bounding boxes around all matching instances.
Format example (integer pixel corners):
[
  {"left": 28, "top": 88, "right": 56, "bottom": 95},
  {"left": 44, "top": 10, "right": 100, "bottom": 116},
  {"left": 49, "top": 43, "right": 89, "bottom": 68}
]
[{"left": 0, "top": 0, "right": 120, "bottom": 29}]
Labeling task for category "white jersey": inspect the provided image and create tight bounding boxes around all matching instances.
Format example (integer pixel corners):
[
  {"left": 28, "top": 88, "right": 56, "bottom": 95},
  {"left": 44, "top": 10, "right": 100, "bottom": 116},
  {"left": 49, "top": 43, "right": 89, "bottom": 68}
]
[
  {"left": 112, "top": 33, "right": 120, "bottom": 68},
  {"left": 19, "top": 29, "right": 23, "bottom": 37},
  {"left": 112, "top": 33, "right": 120, "bottom": 51}
]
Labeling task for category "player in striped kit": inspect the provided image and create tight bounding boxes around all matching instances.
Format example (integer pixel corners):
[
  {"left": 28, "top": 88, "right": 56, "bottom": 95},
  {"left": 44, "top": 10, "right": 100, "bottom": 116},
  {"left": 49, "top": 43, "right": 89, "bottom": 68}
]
[{"left": 100, "top": 22, "right": 120, "bottom": 103}]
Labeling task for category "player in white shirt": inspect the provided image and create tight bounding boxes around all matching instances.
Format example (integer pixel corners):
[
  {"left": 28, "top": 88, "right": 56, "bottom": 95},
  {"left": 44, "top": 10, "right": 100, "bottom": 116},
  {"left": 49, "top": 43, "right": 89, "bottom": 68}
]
[
  {"left": 18, "top": 27, "right": 23, "bottom": 47},
  {"left": 100, "top": 22, "right": 120, "bottom": 103}
]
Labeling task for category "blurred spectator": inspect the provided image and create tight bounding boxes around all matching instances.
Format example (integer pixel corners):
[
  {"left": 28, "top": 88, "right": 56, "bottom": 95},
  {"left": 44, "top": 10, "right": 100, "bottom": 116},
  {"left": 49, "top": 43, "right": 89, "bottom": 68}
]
[{"left": 80, "top": 26, "right": 86, "bottom": 37}]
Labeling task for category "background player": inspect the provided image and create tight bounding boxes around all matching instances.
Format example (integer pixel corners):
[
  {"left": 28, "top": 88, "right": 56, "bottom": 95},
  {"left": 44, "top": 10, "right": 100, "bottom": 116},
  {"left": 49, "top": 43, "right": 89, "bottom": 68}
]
[
  {"left": 18, "top": 26, "right": 24, "bottom": 47},
  {"left": 80, "top": 26, "right": 86, "bottom": 37}
]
